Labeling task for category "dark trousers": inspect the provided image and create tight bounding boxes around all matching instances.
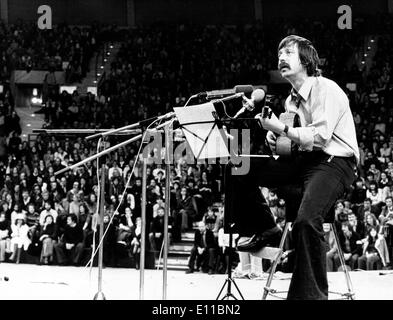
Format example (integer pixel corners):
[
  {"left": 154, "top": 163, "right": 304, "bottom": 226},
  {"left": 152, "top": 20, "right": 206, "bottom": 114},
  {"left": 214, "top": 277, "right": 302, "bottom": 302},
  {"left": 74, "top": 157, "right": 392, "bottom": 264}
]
[
  {"left": 358, "top": 254, "right": 381, "bottom": 270},
  {"left": 226, "top": 152, "right": 356, "bottom": 300},
  {"left": 54, "top": 241, "right": 85, "bottom": 265},
  {"left": 188, "top": 246, "right": 216, "bottom": 271},
  {"left": 334, "top": 252, "right": 359, "bottom": 270}
]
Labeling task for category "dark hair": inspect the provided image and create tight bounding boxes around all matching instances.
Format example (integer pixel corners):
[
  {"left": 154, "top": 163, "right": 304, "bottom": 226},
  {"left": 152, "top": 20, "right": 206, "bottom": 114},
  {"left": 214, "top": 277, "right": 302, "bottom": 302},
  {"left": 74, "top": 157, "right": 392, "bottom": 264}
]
[
  {"left": 79, "top": 202, "right": 88, "bottom": 213},
  {"left": 278, "top": 35, "right": 320, "bottom": 76},
  {"left": 335, "top": 200, "right": 345, "bottom": 208},
  {"left": 67, "top": 213, "right": 78, "bottom": 223},
  {"left": 15, "top": 217, "right": 25, "bottom": 225},
  {"left": 44, "top": 214, "right": 54, "bottom": 223},
  {"left": 44, "top": 200, "right": 52, "bottom": 206},
  {"left": 365, "top": 213, "right": 378, "bottom": 226},
  {"left": 368, "top": 181, "right": 377, "bottom": 188},
  {"left": 367, "top": 226, "right": 378, "bottom": 243}
]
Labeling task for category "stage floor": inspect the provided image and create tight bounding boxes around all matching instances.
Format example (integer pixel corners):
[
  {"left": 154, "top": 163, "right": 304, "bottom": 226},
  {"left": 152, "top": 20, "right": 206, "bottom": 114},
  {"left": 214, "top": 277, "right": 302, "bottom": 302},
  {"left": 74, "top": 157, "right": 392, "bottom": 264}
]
[{"left": 0, "top": 263, "right": 392, "bottom": 300}]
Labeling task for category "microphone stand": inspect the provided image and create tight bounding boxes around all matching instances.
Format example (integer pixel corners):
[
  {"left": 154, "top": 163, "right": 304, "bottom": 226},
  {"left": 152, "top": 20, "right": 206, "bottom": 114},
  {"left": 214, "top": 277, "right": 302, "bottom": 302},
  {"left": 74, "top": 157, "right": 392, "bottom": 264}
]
[
  {"left": 139, "top": 152, "right": 147, "bottom": 300},
  {"left": 139, "top": 118, "right": 174, "bottom": 300},
  {"left": 93, "top": 138, "right": 107, "bottom": 300},
  {"left": 85, "top": 113, "right": 175, "bottom": 141},
  {"left": 163, "top": 118, "right": 173, "bottom": 300},
  {"left": 33, "top": 128, "right": 141, "bottom": 135},
  {"left": 53, "top": 111, "right": 176, "bottom": 301}
]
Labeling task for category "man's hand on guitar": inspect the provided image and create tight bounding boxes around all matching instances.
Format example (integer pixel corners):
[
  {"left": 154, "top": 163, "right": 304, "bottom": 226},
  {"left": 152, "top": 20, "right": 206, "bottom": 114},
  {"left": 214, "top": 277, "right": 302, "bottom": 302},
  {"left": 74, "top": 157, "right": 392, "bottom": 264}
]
[
  {"left": 257, "top": 107, "right": 285, "bottom": 135},
  {"left": 266, "top": 131, "right": 277, "bottom": 154}
]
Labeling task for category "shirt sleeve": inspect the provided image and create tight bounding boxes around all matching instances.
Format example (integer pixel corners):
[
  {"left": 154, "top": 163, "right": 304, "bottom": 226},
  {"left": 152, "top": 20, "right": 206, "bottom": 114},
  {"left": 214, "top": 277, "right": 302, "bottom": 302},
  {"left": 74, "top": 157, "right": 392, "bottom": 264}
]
[{"left": 292, "top": 82, "right": 344, "bottom": 151}]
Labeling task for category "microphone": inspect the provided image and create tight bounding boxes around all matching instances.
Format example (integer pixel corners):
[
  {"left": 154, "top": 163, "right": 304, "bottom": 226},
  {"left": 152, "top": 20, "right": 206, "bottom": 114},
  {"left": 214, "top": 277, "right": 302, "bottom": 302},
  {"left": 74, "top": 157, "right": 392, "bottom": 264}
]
[
  {"left": 233, "top": 88, "right": 266, "bottom": 118},
  {"left": 202, "top": 85, "right": 254, "bottom": 99}
]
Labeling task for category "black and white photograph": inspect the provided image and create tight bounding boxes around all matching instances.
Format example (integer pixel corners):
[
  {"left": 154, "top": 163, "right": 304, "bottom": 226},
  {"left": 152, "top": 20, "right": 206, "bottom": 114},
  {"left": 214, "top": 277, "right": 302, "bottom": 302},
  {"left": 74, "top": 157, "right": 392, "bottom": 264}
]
[{"left": 0, "top": 0, "right": 392, "bottom": 309}]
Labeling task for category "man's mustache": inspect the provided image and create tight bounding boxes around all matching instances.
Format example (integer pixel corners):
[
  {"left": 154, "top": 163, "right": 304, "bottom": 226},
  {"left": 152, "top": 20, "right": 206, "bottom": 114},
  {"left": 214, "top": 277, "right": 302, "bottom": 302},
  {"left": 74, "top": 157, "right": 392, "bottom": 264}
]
[{"left": 279, "top": 63, "right": 290, "bottom": 70}]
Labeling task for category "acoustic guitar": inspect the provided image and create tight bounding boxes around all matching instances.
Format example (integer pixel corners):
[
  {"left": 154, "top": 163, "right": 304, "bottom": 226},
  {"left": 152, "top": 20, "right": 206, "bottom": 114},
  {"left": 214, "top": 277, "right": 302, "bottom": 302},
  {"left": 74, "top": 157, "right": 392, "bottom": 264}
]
[{"left": 262, "top": 107, "right": 300, "bottom": 156}]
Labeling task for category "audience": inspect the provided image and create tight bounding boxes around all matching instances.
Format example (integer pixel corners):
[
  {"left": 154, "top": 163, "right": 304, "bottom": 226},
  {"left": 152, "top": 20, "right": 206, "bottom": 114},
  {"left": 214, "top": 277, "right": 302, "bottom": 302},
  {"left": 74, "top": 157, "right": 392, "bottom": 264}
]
[
  {"left": 334, "top": 223, "right": 362, "bottom": 271},
  {"left": 357, "top": 226, "right": 390, "bottom": 270},
  {"left": 0, "top": 16, "right": 393, "bottom": 273}
]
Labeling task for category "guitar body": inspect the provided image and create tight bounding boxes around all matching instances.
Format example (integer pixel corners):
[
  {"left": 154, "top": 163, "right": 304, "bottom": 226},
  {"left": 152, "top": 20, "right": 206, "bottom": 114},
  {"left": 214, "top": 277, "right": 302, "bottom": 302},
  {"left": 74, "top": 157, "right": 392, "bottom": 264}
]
[{"left": 276, "top": 112, "right": 300, "bottom": 156}]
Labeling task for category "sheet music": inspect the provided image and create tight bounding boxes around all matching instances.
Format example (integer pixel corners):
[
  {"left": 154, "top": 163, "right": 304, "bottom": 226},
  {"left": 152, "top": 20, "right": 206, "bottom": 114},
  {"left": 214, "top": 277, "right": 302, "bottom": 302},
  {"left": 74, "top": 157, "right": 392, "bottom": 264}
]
[{"left": 174, "top": 103, "right": 230, "bottom": 159}]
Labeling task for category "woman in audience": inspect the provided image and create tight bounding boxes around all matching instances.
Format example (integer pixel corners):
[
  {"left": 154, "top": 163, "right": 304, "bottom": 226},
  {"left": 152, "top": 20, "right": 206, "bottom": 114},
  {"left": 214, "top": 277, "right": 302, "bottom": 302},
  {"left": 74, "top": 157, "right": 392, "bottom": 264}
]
[
  {"left": 366, "top": 181, "right": 384, "bottom": 206},
  {"left": 10, "top": 203, "right": 26, "bottom": 225},
  {"left": 358, "top": 227, "right": 390, "bottom": 270},
  {"left": 364, "top": 213, "right": 380, "bottom": 233},
  {"left": 9, "top": 214, "right": 31, "bottom": 263},
  {"left": 78, "top": 202, "right": 92, "bottom": 246},
  {"left": 39, "top": 214, "right": 57, "bottom": 264}
]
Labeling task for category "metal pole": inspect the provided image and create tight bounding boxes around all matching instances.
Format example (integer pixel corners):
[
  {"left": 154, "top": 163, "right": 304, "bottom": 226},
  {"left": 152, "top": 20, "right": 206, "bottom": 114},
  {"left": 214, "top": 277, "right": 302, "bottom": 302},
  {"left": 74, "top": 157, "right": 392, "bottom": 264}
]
[
  {"left": 33, "top": 128, "right": 141, "bottom": 135},
  {"left": 331, "top": 223, "right": 355, "bottom": 299},
  {"left": 139, "top": 156, "right": 147, "bottom": 300},
  {"left": 93, "top": 162, "right": 106, "bottom": 300},
  {"left": 54, "top": 115, "right": 175, "bottom": 177},
  {"left": 85, "top": 112, "right": 174, "bottom": 141},
  {"left": 55, "top": 133, "right": 144, "bottom": 176},
  {"left": 163, "top": 122, "right": 172, "bottom": 300}
]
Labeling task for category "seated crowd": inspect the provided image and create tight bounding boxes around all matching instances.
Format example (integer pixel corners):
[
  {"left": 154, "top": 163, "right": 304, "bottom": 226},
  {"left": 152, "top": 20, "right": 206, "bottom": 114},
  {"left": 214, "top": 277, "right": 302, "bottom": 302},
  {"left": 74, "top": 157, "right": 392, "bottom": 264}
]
[
  {"left": 0, "top": 15, "right": 393, "bottom": 273},
  {"left": 0, "top": 20, "right": 108, "bottom": 82}
]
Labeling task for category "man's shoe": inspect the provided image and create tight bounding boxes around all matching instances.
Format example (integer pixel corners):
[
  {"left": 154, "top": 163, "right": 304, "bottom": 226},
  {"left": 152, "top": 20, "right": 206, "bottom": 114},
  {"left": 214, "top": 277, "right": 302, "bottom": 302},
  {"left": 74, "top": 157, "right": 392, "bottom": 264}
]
[
  {"left": 236, "top": 227, "right": 281, "bottom": 252},
  {"left": 185, "top": 269, "right": 194, "bottom": 274},
  {"left": 208, "top": 269, "right": 214, "bottom": 275}
]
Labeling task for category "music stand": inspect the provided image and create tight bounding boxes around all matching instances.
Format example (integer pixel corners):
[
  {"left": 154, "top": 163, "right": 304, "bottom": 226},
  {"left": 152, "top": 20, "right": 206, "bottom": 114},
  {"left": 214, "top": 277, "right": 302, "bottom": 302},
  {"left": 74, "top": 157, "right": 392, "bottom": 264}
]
[
  {"left": 173, "top": 102, "right": 230, "bottom": 160},
  {"left": 174, "top": 102, "right": 244, "bottom": 300}
]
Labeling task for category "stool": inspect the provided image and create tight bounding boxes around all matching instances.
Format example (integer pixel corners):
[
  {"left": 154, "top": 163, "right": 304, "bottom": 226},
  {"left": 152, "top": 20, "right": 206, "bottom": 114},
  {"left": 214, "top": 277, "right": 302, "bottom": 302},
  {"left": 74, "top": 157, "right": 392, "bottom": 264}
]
[{"left": 250, "top": 222, "right": 355, "bottom": 300}]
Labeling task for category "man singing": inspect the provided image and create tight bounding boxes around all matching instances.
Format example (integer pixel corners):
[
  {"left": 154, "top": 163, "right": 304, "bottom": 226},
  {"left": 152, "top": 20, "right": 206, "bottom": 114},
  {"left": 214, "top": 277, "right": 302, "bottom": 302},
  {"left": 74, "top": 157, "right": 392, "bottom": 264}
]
[{"left": 226, "top": 35, "right": 359, "bottom": 299}]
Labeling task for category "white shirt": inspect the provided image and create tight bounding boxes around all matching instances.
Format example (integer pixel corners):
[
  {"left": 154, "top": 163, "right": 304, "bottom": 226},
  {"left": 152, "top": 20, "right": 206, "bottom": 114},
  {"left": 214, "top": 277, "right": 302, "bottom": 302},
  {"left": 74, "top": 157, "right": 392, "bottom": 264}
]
[{"left": 285, "top": 76, "right": 360, "bottom": 164}]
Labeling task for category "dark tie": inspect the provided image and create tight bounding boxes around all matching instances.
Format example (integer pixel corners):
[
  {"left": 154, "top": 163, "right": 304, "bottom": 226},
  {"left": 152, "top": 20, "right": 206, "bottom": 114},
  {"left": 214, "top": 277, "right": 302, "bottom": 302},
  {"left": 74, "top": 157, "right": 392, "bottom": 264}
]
[{"left": 291, "top": 91, "right": 302, "bottom": 108}]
